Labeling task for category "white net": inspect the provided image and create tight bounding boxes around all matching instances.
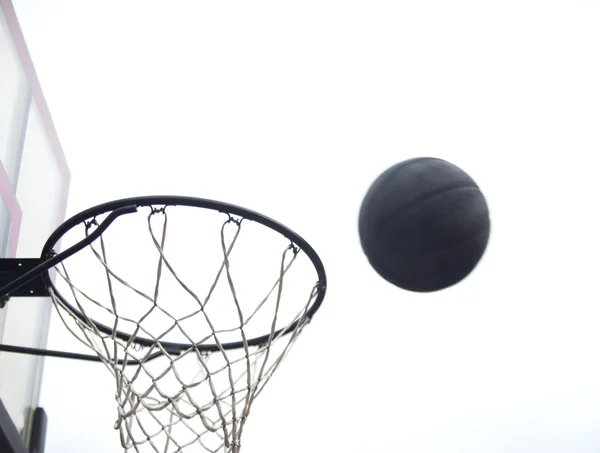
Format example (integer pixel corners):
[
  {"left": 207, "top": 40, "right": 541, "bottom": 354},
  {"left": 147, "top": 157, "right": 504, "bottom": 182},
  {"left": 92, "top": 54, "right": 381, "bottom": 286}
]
[{"left": 46, "top": 203, "right": 323, "bottom": 453}]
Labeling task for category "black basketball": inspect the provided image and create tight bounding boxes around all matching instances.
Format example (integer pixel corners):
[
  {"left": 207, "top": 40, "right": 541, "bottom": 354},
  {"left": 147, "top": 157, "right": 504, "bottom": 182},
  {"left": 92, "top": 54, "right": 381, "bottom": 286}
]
[{"left": 358, "top": 157, "right": 490, "bottom": 292}]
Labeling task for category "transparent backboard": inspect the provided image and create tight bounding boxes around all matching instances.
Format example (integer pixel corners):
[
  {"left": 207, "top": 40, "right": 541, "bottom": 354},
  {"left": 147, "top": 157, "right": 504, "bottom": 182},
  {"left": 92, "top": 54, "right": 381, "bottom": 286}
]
[{"left": 0, "top": 1, "right": 69, "bottom": 447}]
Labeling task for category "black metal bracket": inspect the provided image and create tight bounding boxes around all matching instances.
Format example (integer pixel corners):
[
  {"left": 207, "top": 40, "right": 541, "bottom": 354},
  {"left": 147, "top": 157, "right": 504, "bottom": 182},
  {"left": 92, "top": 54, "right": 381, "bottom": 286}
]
[
  {"left": 0, "top": 204, "right": 179, "bottom": 366},
  {"left": 28, "top": 408, "right": 47, "bottom": 453},
  {"left": 0, "top": 205, "right": 138, "bottom": 307},
  {"left": 0, "top": 259, "right": 48, "bottom": 299}
]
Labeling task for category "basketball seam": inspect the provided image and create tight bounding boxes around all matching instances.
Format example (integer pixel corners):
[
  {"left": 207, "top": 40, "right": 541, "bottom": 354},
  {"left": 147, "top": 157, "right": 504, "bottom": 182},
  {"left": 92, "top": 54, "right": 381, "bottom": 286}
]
[{"left": 374, "top": 183, "right": 481, "bottom": 230}]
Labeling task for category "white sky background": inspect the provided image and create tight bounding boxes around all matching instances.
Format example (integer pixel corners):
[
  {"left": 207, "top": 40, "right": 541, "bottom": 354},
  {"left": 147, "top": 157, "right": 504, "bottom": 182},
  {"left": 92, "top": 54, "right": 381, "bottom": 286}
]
[{"left": 11, "top": 0, "right": 600, "bottom": 452}]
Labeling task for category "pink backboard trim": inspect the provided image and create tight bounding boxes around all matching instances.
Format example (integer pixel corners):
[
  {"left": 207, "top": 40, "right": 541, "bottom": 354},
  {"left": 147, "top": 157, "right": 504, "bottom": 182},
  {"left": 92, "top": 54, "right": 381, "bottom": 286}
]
[{"left": 0, "top": 0, "right": 71, "bottom": 249}]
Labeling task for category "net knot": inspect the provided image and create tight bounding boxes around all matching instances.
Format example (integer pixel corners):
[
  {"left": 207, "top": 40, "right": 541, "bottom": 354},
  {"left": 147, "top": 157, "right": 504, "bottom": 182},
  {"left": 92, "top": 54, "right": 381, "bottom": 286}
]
[{"left": 225, "top": 214, "right": 242, "bottom": 226}]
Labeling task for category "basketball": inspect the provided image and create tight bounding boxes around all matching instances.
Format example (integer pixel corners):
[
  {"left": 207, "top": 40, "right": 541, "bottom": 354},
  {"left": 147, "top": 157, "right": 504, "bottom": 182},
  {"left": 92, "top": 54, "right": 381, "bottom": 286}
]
[{"left": 358, "top": 157, "right": 490, "bottom": 292}]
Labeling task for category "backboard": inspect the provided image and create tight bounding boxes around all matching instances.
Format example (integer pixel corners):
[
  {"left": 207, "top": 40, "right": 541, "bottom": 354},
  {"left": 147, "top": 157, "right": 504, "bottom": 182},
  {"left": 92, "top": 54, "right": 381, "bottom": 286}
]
[{"left": 0, "top": 0, "right": 70, "bottom": 450}]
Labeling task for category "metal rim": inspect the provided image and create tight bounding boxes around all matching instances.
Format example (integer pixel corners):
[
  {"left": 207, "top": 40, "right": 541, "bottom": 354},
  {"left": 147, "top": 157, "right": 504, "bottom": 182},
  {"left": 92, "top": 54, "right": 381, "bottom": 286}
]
[{"left": 41, "top": 195, "right": 327, "bottom": 352}]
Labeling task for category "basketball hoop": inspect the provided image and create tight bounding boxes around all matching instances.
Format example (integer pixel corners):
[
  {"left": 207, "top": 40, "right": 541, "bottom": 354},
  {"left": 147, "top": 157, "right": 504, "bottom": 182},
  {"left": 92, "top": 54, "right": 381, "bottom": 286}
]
[{"left": 0, "top": 196, "right": 326, "bottom": 453}]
